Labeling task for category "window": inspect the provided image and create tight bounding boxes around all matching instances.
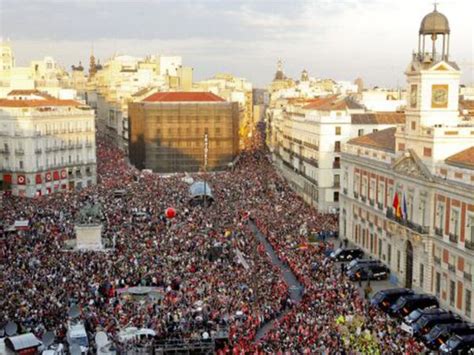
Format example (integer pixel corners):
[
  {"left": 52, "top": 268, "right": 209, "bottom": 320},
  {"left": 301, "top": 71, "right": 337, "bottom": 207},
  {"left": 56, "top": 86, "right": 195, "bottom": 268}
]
[
  {"left": 377, "top": 182, "right": 384, "bottom": 204},
  {"left": 437, "top": 204, "right": 445, "bottom": 232},
  {"left": 408, "top": 195, "right": 414, "bottom": 220},
  {"left": 19, "top": 160, "right": 23, "bottom": 169},
  {"left": 467, "top": 215, "right": 474, "bottom": 243},
  {"left": 358, "top": 129, "right": 364, "bottom": 136},
  {"left": 419, "top": 263, "right": 424, "bottom": 288},
  {"left": 335, "top": 126, "right": 341, "bottom": 135},
  {"left": 343, "top": 171, "right": 348, "bottom": 189},
  {"left": 451, "top": 209, "right": 460, "bottom": 237},
  {"left": 466, "top": 289, "right": 472, "bottom": 317},
  {"left": 411, "top": 121, "right": 416, "bottom": 130},
  {"left": 449, "top": 280, "right": 455, "bottom": 306},
  {"left": 369, "top": 179, "right": 375, "bottom": 200},
  {"left": 420, "top": 200, "right": 426, "bottom": 226},
  {"left": 435, "top": 272, "right": 441, "bottom": 295},
  {"left": 334, "top": 141, "right": 341, "bottom": 152},
  {"left": 387, "top": 244, "right": 392, "bottom": 265},
  {"left": 354, "top": 174, "right": 360, "bottom": 194},
  {"left": 378, "top": 239, "right": 382, "bottom": 258},
  {"left": 362, "top": 176, "right": 368, "bottom": 197},
  {"left": 423, "top": 147, "right": 432, "bottom": 157},
  {"left": 334, "top": 174, "right": 340, "bottom": 187},
  {"left": 398, "top": 143, "right": 405, "bottom": 151},
  {"left": 333, "top": 191, "right": 339, "bottom": 202},
  {"left": 372, "top": 128, "right": 378, "bottom": 133},
  {"left": 397, "top": 250, "right": 401, "bottom": 272}
]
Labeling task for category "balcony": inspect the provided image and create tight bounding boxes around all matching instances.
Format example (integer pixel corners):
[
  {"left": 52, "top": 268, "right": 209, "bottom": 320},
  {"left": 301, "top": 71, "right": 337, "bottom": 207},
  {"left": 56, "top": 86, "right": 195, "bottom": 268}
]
[
  {"left": 343, "top": 188, "right": 348, "bottom": 195},
  {"left": 386, "top": 209, "right": 429, "bottom": 235},
  {"left": 85, "top": 142, "right": 93, "bottom": 148},
  {"left": 434, "top": 256, "right": 441, "bottom": 265},
  {"left": 449, "top": 233, "right": 458, "bottom": 243},
  {"left": 353, "top": 191, "right": 359, "bottom": 199},
  {"left": 333, "top": 181, "right": 340, "bottom": 188},
  {"left": 448, "top": 264, "right": 456, "bottom": 273},
  {"left": 68, "top": 144, "right": 75, "bottom": 150},
  {"left": 333, "top": 161, "right": 340, "bottom": 169},
  {"left": 15, "top": 148, "right": 25, "bottom": 155},
  {"left": 435, "top": 227, "right": 443, "bottom": 237},
  {"left": 0, "top": 147, "right": 10, "bottom": 154},
  {"left": 377, "top": 202, "right": 383, "bottom": 210},
  {"left": 464, "top": 272, "right": 472, "bottom": 282},
  {"left": 45, "top": 147, "right": 52, "bottom": 153},
  {"left": 465, "top": 240, "right": 474, "bottom": 251},
  {"left": 34, "top": 148, "right": 42, "bottom": 154},
  {"left": 361, "top": 196, "right": 367, "bottom": 203},
  {"left": 369, "top": 198, "right": 374, "bottom": 207},
  {"left": 76, "top": 143, "right": 83, "bottom": 149}
]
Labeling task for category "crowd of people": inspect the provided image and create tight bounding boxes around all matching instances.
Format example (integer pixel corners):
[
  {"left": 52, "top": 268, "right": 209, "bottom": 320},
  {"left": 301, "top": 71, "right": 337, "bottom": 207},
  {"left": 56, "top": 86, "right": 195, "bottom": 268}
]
[{"left": 0, "top": 125, "right": 425, "bottom": 353}]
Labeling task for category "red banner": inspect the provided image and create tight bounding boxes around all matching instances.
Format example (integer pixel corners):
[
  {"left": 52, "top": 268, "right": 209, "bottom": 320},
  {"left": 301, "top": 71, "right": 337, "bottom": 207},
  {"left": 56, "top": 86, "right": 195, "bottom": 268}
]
[
  {"left": 45, "top": 172, "right": 52, "bottom": 182},
  {"left": 35, "top": 174, "right": 42, "bottom": 184},
  {"left": 3, "top": 174, "right": 12, "bottom": 184},
  {"left": 61, "top": 170, "right": 67, "bottom": 179},
  {"left": 17, "top": 175, "right": 26, "bottom": 185},
  {"left": 53, "top": 171, "right": 60, "bottom": 181}
]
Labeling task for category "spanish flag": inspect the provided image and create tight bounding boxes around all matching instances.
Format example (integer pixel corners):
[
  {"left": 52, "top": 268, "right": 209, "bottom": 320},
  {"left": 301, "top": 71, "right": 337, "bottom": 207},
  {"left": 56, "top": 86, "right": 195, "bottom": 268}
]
[{"left": 393, "top": 192, "right": 402, "bottom": 218}]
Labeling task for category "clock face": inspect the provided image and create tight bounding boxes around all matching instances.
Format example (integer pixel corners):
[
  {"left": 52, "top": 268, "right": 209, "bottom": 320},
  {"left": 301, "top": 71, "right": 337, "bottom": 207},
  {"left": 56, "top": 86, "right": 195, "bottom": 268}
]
[
  {"left": 410, "top": 84, "right": 417, "bottom": 108},
  {"left": 431, "top": 84, "right": 449, "bottom": 108}
]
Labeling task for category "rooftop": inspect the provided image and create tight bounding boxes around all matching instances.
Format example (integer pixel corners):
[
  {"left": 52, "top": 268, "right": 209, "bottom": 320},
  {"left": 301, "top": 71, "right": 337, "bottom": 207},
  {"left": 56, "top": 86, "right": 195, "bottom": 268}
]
[
  {"left": 303, "top": 96, "right": 363, "bottom": 111},
  {"left": 347, "top": 127, "right": 397, "bottom": 153},
  {"left": 143, "top": 92, "right": 225, "bottom": 103},
  {"left": 0, "top": 99, "right": 81, "bottom": 108},
  {"left": 445, "top": 146, "right": 474, "bottom": 170},
  {"left": 351, "top": 112, "right": 405, "bottom": 124}
]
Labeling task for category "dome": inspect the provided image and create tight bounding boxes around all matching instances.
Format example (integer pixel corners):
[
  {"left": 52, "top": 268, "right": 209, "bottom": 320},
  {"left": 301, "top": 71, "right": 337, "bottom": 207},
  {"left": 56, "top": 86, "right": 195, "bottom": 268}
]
[{"left": 419, "top": 7, "right": 450, "bottom": 35}]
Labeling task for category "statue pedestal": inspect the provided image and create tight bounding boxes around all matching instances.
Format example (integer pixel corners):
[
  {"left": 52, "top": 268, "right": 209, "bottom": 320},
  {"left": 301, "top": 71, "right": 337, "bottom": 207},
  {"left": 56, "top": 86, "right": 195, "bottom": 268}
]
[{"left": 75, "top": 224, "right": 103, "bottom": 250}]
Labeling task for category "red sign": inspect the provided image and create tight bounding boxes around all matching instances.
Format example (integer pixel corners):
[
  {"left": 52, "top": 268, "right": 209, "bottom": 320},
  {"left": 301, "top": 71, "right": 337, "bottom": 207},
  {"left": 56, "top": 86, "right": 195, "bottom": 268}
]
[
  {"left": 45, "top": 172, "right": 52, "bottom": 181},
  {"left": 53, "top": 171, "right": 60, "bottom": 181},
  {"left": 35, "top": 174, "right": 42, "bottom": 184},
  {"left": 61, "top": 170, "right": 67, "bottom": 179},
  {"left": 17, "top": 175, "right": 26, "bottom": 185},
  {"left": 3, "top": 174, "right": 12, "bottom": 184}
]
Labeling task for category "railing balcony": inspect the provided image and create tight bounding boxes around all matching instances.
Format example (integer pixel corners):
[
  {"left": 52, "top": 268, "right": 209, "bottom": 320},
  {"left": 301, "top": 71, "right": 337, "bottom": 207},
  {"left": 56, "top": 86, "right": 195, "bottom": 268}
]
[
  {"left": 464, "top": 272, "right": 472, "bottom": 282},
  {"left": 377, "top": 202, "right": 384, "bottom": 210},
  {"left": 434, "top": 256, "right": 441, "bottom": 265},
  {"left": 68, "top": 144, "right": 75, "bottom": 150},
  {"left": 45, "top": 147, "right": 52, "bottom": 153},
  {"left": 361, "top": 196, "right": 367, "bottom": 203},
  {"left": 449, "top": 233, "right": 458, "bottom": 243},
  {"left": 333, "top": 181, "right": 340, "bottom": 188},
  {"left": 343, "top": 188, "right": 348, "bottom": 195},
  {"left": 15, "top": 149, "right": 25, "bottom": 155},
  {"left": 435, "top": 227, "right": 443, "bottom": 237},
  {"left": 333, "top": 162, "right": 340, "bottom": 169},
  {"left": 354, "top": 191, "right": 359, "bottom": 199},
  {"left": 76, "top": 143, "right": 83, "bottom": 149},
  {"left": 34, "top": 148, "right": 42, "bottom": 154},
  {"left": 85, "top": 142, "right": 93, "bottom": 148},
  {"left": 386, "top": 209, "right": 429, "bottom": 235},
  {"left": 369, "top": 198, "right": 374, "bottom": 206},
  {"left": 448, "top": 264, "right": 456, "bottom": 273},
  {"left": 0, "top": 148, "right": 10, "bottom": 154},
  {"left": 465, "top": 240, "right": 474, "bottom": 251},
  {"left": 60, "top": 146, "right": 67, "bottom": 151}
]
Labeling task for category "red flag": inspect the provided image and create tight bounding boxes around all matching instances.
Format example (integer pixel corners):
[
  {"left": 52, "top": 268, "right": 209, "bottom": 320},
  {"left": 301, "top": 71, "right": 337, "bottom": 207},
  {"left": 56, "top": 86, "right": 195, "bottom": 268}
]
[{"left": 392, "top": 193, "right": 400, "bottom": 216}]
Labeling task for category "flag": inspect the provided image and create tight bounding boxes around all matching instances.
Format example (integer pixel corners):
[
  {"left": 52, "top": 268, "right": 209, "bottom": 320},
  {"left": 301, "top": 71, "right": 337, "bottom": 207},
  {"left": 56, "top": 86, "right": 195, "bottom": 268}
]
[
  {"left": 402, "top": 193, "right": 408, "bottom": 220},
  {"left": 392, "top": 192, "right": 400, "bottom": 217}
]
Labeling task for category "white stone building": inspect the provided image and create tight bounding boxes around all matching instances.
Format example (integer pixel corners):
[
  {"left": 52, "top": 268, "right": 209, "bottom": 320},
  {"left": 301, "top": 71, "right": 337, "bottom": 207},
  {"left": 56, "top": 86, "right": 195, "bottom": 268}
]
[
  {"left": 0, "top": 90, "right": 96, "bottom": 197},
  {"left": 340, "top": 6, "right": 473, "bottom": 321},
  {"left": 267, "top": 95, "right": 405, "bottom": 212}
]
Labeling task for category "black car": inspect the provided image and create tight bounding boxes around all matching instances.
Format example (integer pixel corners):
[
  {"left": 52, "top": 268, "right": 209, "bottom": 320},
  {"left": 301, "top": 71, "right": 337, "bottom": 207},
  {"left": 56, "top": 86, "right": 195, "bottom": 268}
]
[
  {"left": 412, "top": 313, "right": 464, "bottom": 338},
  {"left": 371, "top": 288, "right": 414, "bottom": 312},
  {"left": 330, "top": 248, "right": 364, "bottom": 261},
  {"left": 440, "top": 334, "right": 474, "bottom": 353},
  {"left": 346, "top": 259, "right": 381, "bottom": 273},
  {"left": 390, "top": 294, "right": 439, "bottom": 318},
  {"left": 347, "top": 263, "right": 390, "bottom": 281},
  {"left": 423, "top": 323, "right": 474, "bottom": 350},
  {"left": 400, "top": 308, "right": 450, "bottom": 333}
]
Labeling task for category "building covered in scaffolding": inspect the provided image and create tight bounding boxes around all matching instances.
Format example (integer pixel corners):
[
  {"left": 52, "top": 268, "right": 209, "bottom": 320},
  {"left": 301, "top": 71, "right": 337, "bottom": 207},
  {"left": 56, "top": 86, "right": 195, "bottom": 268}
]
[{"left": 128, "top": 92, "right": 240, "bottom": 173}]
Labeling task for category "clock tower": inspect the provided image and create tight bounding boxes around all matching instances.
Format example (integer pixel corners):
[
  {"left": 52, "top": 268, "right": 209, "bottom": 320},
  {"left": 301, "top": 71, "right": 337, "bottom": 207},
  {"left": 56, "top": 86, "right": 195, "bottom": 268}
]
[{"left": 395, "top": 6, "right": 471, "bottom": 166}]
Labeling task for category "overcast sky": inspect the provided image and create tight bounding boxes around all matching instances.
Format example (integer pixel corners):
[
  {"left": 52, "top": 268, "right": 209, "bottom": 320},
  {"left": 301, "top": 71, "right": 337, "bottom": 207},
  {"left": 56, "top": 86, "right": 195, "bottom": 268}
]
[{"left": 0, "top": 0, "right": 472, "bottom": 88}]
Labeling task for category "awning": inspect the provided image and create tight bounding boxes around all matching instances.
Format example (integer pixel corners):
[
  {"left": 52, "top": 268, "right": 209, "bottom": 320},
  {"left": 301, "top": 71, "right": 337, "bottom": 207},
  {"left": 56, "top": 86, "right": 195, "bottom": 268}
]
[{"left": 5, "top": 333, "right": 41, "bottom": 351}]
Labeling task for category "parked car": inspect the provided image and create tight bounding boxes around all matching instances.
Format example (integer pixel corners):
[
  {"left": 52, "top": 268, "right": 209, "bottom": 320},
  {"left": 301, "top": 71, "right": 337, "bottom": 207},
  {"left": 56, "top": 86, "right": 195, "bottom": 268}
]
[
  {"left": 423, "top": 323, "right": 474, "bottom": 350},
  {"left": 371, "top": 288, "right": 414, "bottom": 312},
  {"left": 346, "top": 259, "right": 380, "bottom": 272},
  {"left": 440, "top": 334, "right": 474, "bottom": 354},
  {"left": 347, "top": 263, "right": 390, "bottom": 281},
  {"left": 411, "top": 313, "right": 464, "bottom": 338},
  {"left": 390, "top": 294, "right": 439, "bottom": 318},
  {"left": 329, "top": 248, "right": 364, "bottom": 261},
  {"left": 400, "top": 308, "right": 449, "bottom": 333}
]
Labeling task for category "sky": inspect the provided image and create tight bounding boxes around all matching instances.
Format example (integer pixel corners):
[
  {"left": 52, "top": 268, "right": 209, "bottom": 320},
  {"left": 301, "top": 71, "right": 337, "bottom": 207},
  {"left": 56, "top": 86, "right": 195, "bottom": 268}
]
[{"left": 0, "top": 0, "right": 472, "bottom": 88}]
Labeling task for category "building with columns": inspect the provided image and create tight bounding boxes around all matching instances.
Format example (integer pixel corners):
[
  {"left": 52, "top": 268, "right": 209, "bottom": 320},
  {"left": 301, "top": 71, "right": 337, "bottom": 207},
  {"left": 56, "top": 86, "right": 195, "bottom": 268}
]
[
  {"left": 340, "top": 6, "right": 473, "bottom": 321},
  {"left": 0, "top": 90, "right": 96, "bottom": 197}
]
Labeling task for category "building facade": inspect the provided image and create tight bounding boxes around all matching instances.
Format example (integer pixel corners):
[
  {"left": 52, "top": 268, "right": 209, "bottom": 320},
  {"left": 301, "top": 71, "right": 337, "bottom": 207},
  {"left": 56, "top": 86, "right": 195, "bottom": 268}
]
[
  {"left": 0, "top": 91, "right": 96, "bottom": 197},
  {"left": 267, "top": 95, "right": 405, "bottom": 212},
  {"left": 129, "top": 92, "right": 239, "bottom": 173},
  {"left": 340, "top": 7, "right": 473, "bottom": 321}
]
